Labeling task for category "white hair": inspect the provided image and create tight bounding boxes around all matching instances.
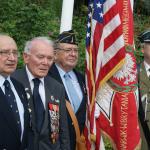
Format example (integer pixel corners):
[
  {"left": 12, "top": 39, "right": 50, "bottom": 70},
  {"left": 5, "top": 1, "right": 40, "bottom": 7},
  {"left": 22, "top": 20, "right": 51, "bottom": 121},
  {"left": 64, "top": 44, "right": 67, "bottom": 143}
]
[{"left": 24, "top": 36, "right": 54, "bottom": 53}]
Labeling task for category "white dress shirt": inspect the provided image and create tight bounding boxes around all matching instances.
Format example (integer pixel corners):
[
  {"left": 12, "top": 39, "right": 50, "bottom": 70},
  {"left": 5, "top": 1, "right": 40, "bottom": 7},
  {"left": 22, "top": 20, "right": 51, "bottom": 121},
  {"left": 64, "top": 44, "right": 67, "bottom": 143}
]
[
  {"left": 26, "top": 66, "right": 46, "bottom": 109},
  {"left": 55, "top": 64, "right": 83, "bottom": 108}
]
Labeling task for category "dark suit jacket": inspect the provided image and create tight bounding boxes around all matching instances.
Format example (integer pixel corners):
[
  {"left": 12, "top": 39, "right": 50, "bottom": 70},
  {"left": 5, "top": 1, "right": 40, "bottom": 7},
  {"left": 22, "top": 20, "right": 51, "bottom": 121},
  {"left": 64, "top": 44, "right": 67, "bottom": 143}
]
[
  {"left": 12, "top": 67, "right": 70, "bottom": 150},
  {"left": 48, "top": 64, "right": 87, "bottom": 150},
  {"left": 0, "top": 77, "right": 30, "bottom": 150}
]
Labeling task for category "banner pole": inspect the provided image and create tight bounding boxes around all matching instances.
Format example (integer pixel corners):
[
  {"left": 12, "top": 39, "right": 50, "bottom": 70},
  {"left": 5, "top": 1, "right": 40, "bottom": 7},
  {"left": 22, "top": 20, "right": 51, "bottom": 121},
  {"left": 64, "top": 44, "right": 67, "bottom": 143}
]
[{"left": 60, "top": 0, "right": 74, "bottom": 33}]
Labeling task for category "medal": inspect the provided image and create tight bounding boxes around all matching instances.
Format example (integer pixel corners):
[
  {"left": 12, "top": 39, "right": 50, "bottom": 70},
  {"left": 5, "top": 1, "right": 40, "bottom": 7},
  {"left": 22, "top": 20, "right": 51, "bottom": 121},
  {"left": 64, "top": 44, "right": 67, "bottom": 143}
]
[{"left": 48, "top": 102, "right": 59, "bottom": 143}]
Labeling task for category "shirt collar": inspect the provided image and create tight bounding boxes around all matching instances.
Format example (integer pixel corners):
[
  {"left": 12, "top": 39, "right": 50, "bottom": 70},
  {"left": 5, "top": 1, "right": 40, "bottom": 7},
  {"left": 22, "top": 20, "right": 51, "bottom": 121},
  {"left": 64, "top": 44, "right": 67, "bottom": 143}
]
[
  {"left": 25, "top": 65, "right": 44, "bottom": 84},
  {"left": 0, "top": 75, "right": 11, "bottom": 88},
  {"left": 55, "top": 63, "right": 74, "bottom": 79},
  {"left": 55, "top": 64, "right": 67, "bottom": 78}
]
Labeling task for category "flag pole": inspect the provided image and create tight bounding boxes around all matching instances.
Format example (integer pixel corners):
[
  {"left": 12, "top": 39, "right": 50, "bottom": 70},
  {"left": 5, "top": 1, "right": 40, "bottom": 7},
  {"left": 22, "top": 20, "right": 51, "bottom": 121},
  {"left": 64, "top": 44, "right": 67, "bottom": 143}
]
[{"left": 60, "top": 0, "right": 74, "bottom": 33}]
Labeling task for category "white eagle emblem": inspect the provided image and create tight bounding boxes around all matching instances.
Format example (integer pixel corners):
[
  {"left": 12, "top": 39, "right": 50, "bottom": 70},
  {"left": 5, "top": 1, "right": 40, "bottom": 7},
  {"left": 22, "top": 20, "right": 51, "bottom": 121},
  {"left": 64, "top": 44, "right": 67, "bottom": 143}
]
[{"left": 113, "top": 53, "right": 136, "bottom": 84}]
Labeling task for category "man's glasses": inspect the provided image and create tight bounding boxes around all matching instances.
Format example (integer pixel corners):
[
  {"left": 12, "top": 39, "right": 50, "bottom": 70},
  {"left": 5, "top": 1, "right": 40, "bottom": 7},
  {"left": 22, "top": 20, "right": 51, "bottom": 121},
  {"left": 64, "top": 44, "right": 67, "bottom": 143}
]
[
  {"left": 0, "top": 50, "right": 20, "bottom": 58},
  {"left": 56, "top": 48, "right": 79, "bottom": 54}
]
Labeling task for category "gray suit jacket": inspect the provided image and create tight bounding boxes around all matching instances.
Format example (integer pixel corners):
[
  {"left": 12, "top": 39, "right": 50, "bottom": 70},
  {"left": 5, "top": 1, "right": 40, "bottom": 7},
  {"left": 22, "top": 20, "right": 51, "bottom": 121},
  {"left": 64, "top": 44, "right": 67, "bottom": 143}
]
[{"left": 12, "top": 67, "right": 70, "bottom": 150}]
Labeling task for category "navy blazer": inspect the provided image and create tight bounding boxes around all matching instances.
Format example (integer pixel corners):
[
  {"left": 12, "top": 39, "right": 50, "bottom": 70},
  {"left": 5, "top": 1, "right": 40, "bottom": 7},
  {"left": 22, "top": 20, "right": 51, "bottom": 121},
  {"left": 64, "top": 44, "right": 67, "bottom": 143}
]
[
  {"left": 48, "top": 64, "right": 87, "bottom": 150},
  {"left": 0, "top": 77, "right": 30, "bottom": 150}
]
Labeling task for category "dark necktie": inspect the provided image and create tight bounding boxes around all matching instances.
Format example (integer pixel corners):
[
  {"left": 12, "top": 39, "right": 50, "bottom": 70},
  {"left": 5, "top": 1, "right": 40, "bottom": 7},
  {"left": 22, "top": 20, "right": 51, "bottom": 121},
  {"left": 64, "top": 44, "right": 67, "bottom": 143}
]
[
  {"left": 33, "top": 78, "right": 45, "bottom": 132},
  {"left": 4, "top": 80, "right": 21, "bottom": 136}
]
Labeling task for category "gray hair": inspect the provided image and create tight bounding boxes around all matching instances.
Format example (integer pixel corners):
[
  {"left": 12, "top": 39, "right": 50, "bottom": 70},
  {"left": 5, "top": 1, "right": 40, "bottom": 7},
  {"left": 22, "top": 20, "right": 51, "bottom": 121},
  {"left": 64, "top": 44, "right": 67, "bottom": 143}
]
[
  {"left": 53, "top": 42, "right": 61, "bottom": 51},
  {"left": 24, "top": 36, "right": 54, "bottom": 53}
]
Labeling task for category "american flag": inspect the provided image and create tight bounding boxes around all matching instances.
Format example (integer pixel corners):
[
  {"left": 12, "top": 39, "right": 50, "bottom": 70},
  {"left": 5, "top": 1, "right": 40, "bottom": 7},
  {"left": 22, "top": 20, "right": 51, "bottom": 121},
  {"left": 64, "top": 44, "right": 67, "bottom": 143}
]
[{"left": 85, "top": 0, "right": 126, "bottom": 149}]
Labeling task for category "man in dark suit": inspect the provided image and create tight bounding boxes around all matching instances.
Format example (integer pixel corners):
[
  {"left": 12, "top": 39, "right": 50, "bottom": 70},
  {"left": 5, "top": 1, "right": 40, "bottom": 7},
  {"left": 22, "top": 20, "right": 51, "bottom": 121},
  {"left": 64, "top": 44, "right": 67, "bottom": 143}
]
[
  {"left": 138, "top": 30, "right": 150, "bottom": 150},
  {"left": 48, "top": 30, "right": 87, "bottom": 150},
  {"left": 0, "top": 34, "right": 30, "bottom": 150},
  {"left": 12, "top": 37, "right": 70, "bottom": 150}
]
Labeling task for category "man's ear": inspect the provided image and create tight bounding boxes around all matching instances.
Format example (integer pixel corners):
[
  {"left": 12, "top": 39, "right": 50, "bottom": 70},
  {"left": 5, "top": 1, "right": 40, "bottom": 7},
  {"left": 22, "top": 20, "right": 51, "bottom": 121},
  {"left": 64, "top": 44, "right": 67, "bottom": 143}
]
[
  {"left": 54, "top": 50, "right": 58, "bottom": 61},
  {"left": 23, "top": 52, "right": 29, "bottom": 64}
]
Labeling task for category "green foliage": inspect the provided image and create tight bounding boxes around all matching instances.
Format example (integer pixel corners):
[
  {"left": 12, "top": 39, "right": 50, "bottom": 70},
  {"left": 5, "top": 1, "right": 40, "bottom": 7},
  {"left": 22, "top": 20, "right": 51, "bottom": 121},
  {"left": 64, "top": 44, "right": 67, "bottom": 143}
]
[
  {"left": 0, "top": 1, "right": 149, "bottom": 149},
  {"left": 103, "top": 136, "right": 113, "bottom": 150},
  {"left": 73, "top": 16, "right": 87, "bottom": 73},
  {"left": 0, "top": 0, "right": 87, "bottom": 71},
  {"left": 0, "top": 0, "right": 61, "bottom": 68},
  {"left": 134, "top": 0, "right": 150, "bottom": 15},
  {"left": 0, "top": 0, "right": 149, "bottom": 71},
  {"left": 134, "top": 13, "right": 150, "bottom": 64}
]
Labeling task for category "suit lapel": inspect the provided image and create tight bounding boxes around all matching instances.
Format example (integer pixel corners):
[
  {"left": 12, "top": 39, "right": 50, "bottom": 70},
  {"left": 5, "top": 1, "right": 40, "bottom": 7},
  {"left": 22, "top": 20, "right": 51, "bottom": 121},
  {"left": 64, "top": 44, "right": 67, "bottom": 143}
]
[
  {"left": 49, "top": 64, "right": 69, "bottom": 100},
  {"left": 74, "top": 70, "right": 86, "bottom": 96},
  {"left": 18, "top": 68, "right": 36, "bottom": 132},
  {"left": 0, "top": 85, "right": 20, "bottom": 141},
  {"left": 49, "top": 64, "right": 87, "bottom": 107},
  {"left": 73, "top": 70, "right": 87, "bottom": 112},
  {"left": 11, "top": 78, "right": 29, "bottom": 140},
  {"left": 41, "top": 77, "right": 53, "bottom": 134},
  {"left": 49, "top": 64, "right": 63, "bottom": 84}
]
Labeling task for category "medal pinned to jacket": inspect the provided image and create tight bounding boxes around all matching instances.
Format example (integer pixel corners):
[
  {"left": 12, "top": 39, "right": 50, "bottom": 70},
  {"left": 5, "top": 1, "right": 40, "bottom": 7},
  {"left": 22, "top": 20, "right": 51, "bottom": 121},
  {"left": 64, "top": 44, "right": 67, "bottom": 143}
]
[{"left": 48, "top": 102, "right": 59, "bottom": 143}]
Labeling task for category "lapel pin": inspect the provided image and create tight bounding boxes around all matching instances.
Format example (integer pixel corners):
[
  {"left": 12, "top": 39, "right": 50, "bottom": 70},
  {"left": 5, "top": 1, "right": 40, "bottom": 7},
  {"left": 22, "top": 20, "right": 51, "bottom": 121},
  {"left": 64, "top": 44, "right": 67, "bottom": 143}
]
[
  {"left": 55, "top": 99, "right": 60, "bottom": 103},
  {"left": 51, "top": 95, "right": 54, "bottom": 101},
  {"left": 25, "top": 88, "right": 29, "bottom": 91},
  {"left": 26, "top": 93, "right": 30, "bottom": 99},
  {"left": 28, "top": 108, "right": 32, "bottom": 113}
]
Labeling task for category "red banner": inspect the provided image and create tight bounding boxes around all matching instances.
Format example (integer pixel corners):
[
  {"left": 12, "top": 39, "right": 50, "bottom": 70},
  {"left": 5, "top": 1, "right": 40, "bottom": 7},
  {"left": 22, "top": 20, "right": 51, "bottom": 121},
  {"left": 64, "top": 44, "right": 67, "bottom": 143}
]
[{"left": 96, "top": 0, "right": 141, "bottom": 149}]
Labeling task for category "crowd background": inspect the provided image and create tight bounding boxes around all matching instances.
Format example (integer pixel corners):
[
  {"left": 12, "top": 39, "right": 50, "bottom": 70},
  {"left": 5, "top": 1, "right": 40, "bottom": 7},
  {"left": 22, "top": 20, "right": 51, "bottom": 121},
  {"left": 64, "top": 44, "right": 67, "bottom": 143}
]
[{"left": 0, "top": 0, "right": 149, "bottom": 149}]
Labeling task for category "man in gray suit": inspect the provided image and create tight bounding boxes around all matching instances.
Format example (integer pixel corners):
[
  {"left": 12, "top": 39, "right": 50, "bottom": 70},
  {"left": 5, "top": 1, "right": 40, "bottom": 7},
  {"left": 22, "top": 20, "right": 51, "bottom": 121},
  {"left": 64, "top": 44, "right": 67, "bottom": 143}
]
[
  {"left": 138, "top": 30, "right": 150, "bottom": 150},
  {"left": 12, "top": 37, "right": 70, "bottom": 150}
]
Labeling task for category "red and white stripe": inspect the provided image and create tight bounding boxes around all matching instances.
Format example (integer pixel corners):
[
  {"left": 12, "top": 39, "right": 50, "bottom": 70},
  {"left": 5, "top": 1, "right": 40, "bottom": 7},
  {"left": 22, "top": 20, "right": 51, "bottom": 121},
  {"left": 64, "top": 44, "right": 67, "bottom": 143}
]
[{"left": 85, "top": 0, "right": 126, "bottom": 149}]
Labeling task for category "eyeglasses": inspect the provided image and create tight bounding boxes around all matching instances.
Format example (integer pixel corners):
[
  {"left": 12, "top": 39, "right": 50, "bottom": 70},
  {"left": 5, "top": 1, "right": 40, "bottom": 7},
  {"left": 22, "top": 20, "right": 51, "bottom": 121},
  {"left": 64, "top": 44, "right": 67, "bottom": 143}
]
[
  {"left": 56, "top": 48, "right": 79, "bottom": 54},
  {"left": 0, "top": 50, "right": 20, "bottom": 58}
]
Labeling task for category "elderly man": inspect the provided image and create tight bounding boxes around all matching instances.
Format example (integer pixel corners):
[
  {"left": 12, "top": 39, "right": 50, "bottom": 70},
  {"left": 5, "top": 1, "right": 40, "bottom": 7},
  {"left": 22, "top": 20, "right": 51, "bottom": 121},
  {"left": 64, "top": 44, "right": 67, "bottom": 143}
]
[
  {"left": 48, "top": 30, "right": 87, "bottom": 150},
  {"left": 12, "top": 37, "right": 70, "bottom": 150},
  {"left": 138, "top": 30, "right": 150, "bottom": 149},
  {"left": 0, "top": 34, "right": 31, "bottom": 150}
]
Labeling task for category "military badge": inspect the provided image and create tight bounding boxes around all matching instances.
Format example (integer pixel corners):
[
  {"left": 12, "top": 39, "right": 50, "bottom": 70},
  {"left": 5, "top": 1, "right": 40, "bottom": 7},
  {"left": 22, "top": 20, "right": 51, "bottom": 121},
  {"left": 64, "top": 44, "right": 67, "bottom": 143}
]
[
  {"left": 55, "top": 99, "right": 60, "bottom": 103},
  {"left": 48, "top": 102, "right": 59, "bottom": 143},
  {"left": 51, "top": 95, "right": 54, "bottom": 101}
]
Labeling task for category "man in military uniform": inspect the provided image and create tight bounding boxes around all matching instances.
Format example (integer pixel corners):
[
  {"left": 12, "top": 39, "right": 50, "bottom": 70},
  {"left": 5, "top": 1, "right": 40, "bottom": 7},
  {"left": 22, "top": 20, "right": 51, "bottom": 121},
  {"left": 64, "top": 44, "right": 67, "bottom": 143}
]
[{"left": 138, "top": 30, "right": 150, "bottom": 150}]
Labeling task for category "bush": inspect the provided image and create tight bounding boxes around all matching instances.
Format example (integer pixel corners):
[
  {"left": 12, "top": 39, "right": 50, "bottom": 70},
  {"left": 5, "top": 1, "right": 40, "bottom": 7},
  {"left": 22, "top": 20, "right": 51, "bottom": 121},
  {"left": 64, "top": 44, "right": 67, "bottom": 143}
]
[
  {"left": 1, "top": 1, "right": 149, "bottom": 72},
  {"left": 0, "top": 1, "right": 149, "bottom": 149},
  {"left": 0, "top": 0, "right": 61, "bottom": 68}
]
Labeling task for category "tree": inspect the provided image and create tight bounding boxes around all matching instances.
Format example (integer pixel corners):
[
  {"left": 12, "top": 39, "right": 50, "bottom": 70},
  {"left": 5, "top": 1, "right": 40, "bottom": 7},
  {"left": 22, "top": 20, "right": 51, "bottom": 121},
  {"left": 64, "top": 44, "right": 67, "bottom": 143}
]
[{"left": 134, "top": 0, "right": 150, "bottom": 15}]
